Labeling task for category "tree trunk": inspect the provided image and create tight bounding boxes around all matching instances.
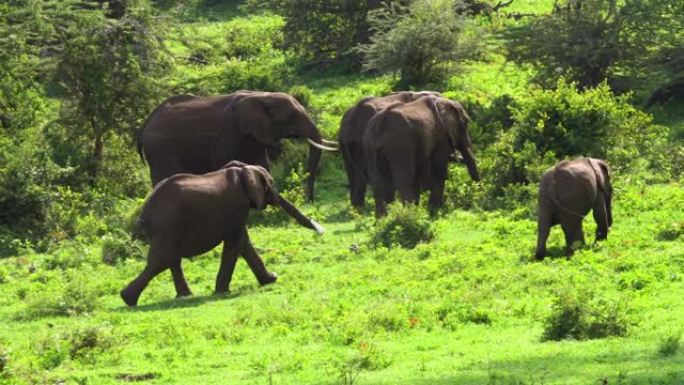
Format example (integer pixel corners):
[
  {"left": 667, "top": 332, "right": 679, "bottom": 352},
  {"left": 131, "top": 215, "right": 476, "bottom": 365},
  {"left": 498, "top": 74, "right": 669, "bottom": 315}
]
[{"left": 89, "top": 125, "right": 104, "bottom": 185}]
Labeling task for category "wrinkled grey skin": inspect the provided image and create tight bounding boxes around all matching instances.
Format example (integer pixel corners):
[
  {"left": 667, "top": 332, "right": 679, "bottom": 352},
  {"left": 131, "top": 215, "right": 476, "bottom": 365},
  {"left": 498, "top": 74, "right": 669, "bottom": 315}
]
[
  {"left": 535, "top": 157, "right": 613, "bottom": 260},
  {"left": 137, "top": 91, "right": 336, "bottom": 202},
  {"left": 120, "top": 161, "right": 323, "bottom": 307},
  {"left": 363, "top": 95, "right": 480, "bottom": 217},
  {"left": 338, "top": 91, "right": 442, "bottom": 208}
]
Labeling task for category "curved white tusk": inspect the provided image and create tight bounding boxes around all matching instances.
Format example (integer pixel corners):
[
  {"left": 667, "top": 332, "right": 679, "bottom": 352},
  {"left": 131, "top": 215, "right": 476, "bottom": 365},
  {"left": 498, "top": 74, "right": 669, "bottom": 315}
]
[
  {"left": 321, "top": 139, "right": 339, "bottom": 146},
  {"left": 307, "top": 138, "right": 339, "bottom": 151}
]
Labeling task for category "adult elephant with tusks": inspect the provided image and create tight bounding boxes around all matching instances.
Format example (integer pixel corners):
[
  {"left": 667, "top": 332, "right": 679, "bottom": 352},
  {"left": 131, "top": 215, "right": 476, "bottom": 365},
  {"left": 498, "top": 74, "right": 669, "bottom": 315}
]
[
  {"left": 120, "top": 161, "right": 324, "bottom": 307},
  {"left": 363, "top": 95, "right": 480, "bottom": 217},
  {"left": 137, "top": 91, "right": 338, "bottom": 201},
  {"left": 338, "top": 91, "right": 442, "bottom": 208},
  {"left": 535, "top": 157, "right": 612, "bottom": 260}
]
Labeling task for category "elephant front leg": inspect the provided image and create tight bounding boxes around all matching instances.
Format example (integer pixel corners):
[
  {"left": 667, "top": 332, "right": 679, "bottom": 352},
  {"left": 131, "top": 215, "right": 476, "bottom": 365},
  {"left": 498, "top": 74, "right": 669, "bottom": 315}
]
[
  {"left": 240, "top": 229, "right": 277, "bottom": 286},
  {"left": 428, "top": 160, "right": 448, "bottom": 213},
  {"left": 215, "top": 240, "right": 240, "bottom": 294}
]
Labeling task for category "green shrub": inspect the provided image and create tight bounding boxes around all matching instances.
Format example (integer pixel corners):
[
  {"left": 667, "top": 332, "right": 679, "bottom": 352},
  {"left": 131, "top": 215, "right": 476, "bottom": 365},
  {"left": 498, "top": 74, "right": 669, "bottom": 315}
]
[
  {"left": 504, "top": 0, "right": 681, "bottom": 89},
  {"left": 358, "top": 0, "right": 480, "bottom": 87},
  {"left": 0, "top": 134, "right": 83, "bottom": 253},
  {"left": 0, "top": 344, "right": 7, "bottom": 374},
  {"left": 101, "top": 231, "right": 147, "bottom": 266},
  {"left": 22, "top": 273, "right": 102, "bottom": 319},
  {"left": 657, "top": 332, "right": 681, "bottom": 357},
  {"left": 658, "top": 222, "right": 684, "bottom": 241},
  {"left": 479, "top": 80, "right": 670, "bottom": 210},
  {"left": 288, "top": 85, "right": 313, "bottom": 109},
  {"left": 370, "top": 204, "right": 434, "bottom": 249},
  {"left": 437, "top": 302, "right": 492, "bottom": 330},
  {"left": 541, "top": 289, "right": 629, "bottom": 341},
  {"left": 68, "top": 325, "right": 116, "bottom": 362},
  {"left": 35, "top": 334, "right": 68, "bottom": 370}
]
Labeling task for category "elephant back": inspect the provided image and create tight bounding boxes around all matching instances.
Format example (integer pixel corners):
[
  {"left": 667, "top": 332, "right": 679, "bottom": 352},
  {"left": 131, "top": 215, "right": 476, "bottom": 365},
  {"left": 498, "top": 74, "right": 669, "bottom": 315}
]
[{"left": 142, "top": 95, "right": 232, "bottom": 139}]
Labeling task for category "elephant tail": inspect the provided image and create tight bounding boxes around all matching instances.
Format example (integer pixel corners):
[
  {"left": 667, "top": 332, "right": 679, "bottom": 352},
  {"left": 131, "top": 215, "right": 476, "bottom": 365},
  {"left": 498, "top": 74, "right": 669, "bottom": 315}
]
[
  {"left": 136, "top": 134, "right": 146, "bottom": 164},
  {"left": 131, "top": 217, "right": 150, "bottom": 243}
]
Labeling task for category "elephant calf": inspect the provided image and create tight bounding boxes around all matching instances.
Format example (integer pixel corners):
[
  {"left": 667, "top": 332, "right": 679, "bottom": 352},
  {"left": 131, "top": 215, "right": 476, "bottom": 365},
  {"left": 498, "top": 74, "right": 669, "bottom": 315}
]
[
  {"left": 535, "top": 157, "right": 612, "bottom": 260},
  {"left": 120, "top": 161, "right": 324, "bottom": 307}
]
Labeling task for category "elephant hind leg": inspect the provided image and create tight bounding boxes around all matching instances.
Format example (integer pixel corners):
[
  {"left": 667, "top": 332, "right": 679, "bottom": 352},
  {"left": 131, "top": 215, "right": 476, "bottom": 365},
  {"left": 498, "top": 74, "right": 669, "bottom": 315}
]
[
  {"left": 560, "top": 214, "right": 584, "bottom": 257},
  {"left": 535, "top": 202, "right": 553, "bottom": 260},
  {"left": 592, "top": 192, "right": 609, "bottom": 241},
  {"left": 389, "top": 159, "right": 419, "bottom": 204},
  {"left": 121, "top": 258, "right": 169, "bottom": 307},
  {"left": 215, "top": 239, "right": 240, "bottom": 294},
  {"left": 170, "top": 261, "right": 192, "bottom": 298},
  {"left": 369, "top": 165, "right": 396, "bottom": 218}
]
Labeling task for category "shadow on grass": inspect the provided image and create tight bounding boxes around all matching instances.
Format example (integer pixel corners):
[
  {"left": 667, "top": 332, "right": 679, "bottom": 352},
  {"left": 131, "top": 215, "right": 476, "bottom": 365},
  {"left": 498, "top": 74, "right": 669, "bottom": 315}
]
[
  {"left": 520, "top": 245, "right": 567, "bottom": 263},
  {"left": 114, "top": 286, "right": 269, "bottom": 313}
]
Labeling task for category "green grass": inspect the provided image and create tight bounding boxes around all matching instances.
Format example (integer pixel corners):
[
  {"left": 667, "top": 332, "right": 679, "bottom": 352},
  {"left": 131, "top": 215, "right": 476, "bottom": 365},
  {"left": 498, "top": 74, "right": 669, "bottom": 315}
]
[
  {"left": 1, "top": 180, "right": 683, "bottom": 384},
  {"left": 2, "top": 1, "right": 684, "bottom": 384}
]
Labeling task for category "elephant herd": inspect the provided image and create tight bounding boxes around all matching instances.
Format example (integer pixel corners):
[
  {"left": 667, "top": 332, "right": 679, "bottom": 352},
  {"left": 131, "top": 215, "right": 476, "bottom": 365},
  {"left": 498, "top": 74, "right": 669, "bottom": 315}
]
[{"left": 121, "top": 90, "right": 612, "bottom": 306}]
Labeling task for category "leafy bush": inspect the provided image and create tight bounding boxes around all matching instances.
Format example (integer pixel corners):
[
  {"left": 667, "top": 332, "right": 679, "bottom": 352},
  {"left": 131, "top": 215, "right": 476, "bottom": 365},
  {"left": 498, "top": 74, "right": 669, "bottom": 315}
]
[
  {"left": 541, "top": 289, "right": 629, "bottom": 341},
  {"left": 248, "top": 0, "right": 394, "bottom": 68},
  {"left": 22, "top": 273, "right": 102, "bottom": 319},
  {"left": 0, "top": 133, "right": 84, "bottom": 254},
  {"left": 370, "top": 203, "right": 434, "bottom": 249},
  {"left": 53, "top": 0, "right": 169, "bottom": 183},
  {"left": 504, "top": 0, "right": 681, "bottom": 89},
  {"left": 68, "top": 325, "right": 117, "bottom": 362},
  {"left": 478, "top": 80, "right": 670, "bottom": 210},
  {"left": 657, "top": 222, "right": 684, "bottom": 241},
  {"left": 101, "top": 231, "right": 147, "bottom": 266},
  {"left": 657, "top": 332, "right": 681, "bottom": 357},
  {"left": 0, "top": 344, "right": 7, "bottom": 374},
  {"left": 437, "top": 302, "right": 493, "bottom": 330},
  {"left": 288, "top": 85, "right": 313, "bottom": 109},
  {"left": 171, "top": 58, "right": 290, "bottom": 95},
  {"left": 358, "top": 0, "right": 479, "bottom": 87}
]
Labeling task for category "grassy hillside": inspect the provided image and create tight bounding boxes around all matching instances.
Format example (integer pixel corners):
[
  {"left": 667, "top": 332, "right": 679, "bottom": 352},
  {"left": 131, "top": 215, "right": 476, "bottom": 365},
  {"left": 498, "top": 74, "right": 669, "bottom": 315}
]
[{"left": 1, "top": 1, "right": 683, "bottom": 384}]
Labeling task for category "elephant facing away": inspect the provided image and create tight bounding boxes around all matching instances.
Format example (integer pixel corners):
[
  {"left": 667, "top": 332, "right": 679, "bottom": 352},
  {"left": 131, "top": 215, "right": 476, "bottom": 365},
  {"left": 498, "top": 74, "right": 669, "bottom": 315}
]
[
  {"left": 363, "top": 95, "right": 480, "bottom": 217},
  {"left": 338, "top": 91, "right": 441, "bottom": 208},
  {"left": 535, "top": 157, "right": 612, "bottom": 260},
  {"left": 137, "top": 91, "right": 338, "bottom": 202},
  {"left": 120, "top": 161, "right": 324, "bottom": 307}
]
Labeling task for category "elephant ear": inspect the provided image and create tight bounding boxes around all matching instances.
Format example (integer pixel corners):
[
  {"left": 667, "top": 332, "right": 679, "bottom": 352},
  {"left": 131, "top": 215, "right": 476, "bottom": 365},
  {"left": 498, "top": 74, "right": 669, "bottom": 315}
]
[
  {"left": 449, "top": 100, "right": 471, "bottom": 149},
  {"left": 239, "top": 165, "right": 277, "bottom": 210},
  {"left": 234, "top": 96, "right": 276, "bottom": 145},
  {"left": 588, "top": 158, "right": 610, "bottom": 193},
  {"left": 431, "top": 98, "right": 469, "bottom": 150}
]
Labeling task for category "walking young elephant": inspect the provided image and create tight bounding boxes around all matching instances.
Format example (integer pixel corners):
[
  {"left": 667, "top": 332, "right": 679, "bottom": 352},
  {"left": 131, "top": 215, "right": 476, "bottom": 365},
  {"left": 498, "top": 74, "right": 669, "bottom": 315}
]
[
  {"left": 338, "top": 91, "right": 441, "bottom": 208},
  {"left": 535, "top": 158, "right": 612, "bottom": 260},
  {"left": 363, "top": 95, "right": 480, "bottom": 217},
  {"left": 120, "top": 161, "right": 324, "bottom": 307}
]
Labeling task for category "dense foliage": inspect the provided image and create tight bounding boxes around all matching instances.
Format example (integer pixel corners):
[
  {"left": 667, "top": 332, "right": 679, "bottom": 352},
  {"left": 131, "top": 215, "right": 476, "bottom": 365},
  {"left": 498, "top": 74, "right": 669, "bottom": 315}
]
[
  {"left": 358, "top": 0, "right": 477, "bottom": 86},
  {"left": 505, "top": 0, "right": 684, "bottom": 90}
]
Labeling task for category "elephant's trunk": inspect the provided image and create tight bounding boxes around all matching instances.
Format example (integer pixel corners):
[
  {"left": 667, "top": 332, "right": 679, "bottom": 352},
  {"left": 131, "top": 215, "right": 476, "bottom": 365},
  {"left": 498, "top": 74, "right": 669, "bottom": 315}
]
[
  {"left": 276, "top": 193, "right": 324, "bottom": 234},
  {"left": 293, "top": 114, "right": 339, "bottom": 202},
  {"left": 461, "top": 147, "right": 480, "bottom": 182}
]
